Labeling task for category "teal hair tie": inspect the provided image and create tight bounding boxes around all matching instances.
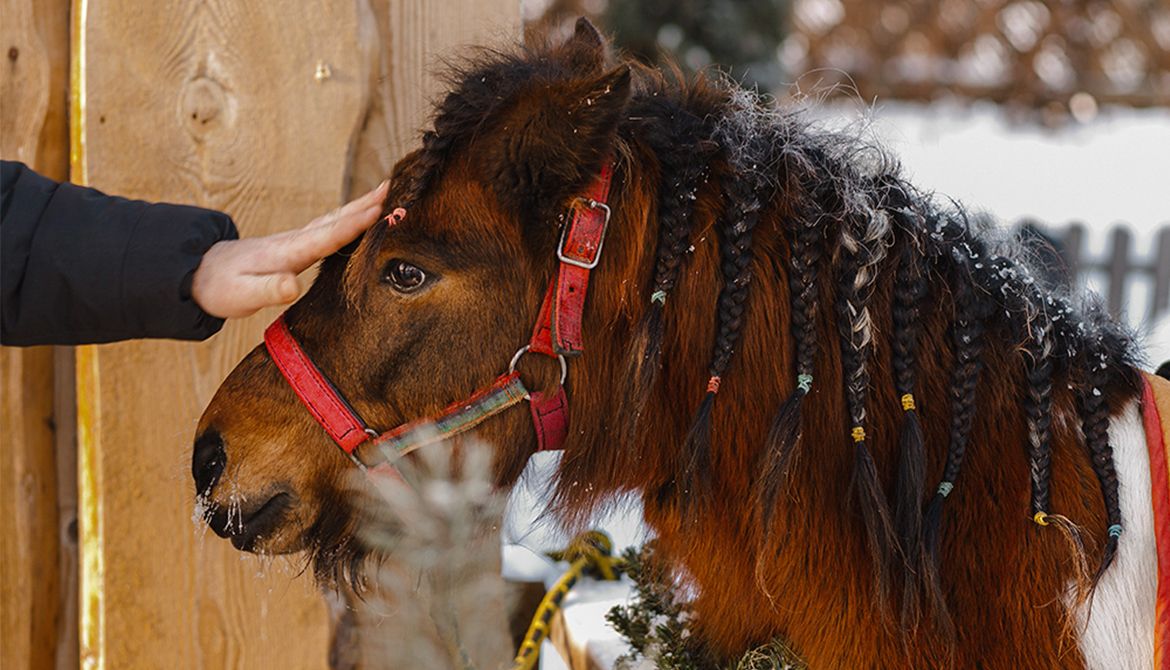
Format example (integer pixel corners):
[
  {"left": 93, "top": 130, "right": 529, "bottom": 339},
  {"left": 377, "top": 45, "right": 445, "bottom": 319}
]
[
  {"left": 1108, "top": 524, "right": 1123, "bottom": 538},
  {"left": 650, "top": 290, "right": 667, "bottom": 305},
  {"left": 796, "top": 373, "right": 813, "bottom": 394},
  {"left": 937, "top": 481, "right": 954, "bottom": 498}
]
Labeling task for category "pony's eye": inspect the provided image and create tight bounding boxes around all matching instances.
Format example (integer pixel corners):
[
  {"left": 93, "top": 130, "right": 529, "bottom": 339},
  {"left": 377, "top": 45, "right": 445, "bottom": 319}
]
[{"left": 382, "top": 259, "right": 428, "bottom": 293}]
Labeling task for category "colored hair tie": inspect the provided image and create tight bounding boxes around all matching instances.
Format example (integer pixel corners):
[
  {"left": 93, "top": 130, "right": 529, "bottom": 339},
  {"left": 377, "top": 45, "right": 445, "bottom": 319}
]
[
  {"left": 385, "top": 207, "right": 407, "bottom": 226},
  {"left": 1108, "top": 524, "right": 1123, "bottom": 538},
  {"left": 937, "top": 481, "right": 954, "bottom": 497},
  {"left": 796, "top": 373, "right": 813, "bottom": 394},
  {"left": 900, "top": 393, "right": 916, "bottom": 411},
  {"left": 650, "top": 290, "right": 667, "bottom": 305},
  {"left": 851, "top": 426, "right": 866, "bottom": 443},
  {"left": 706, "top": 376, "right": 721, "bottom": 394},
  {"left": 1033, "top": 512, "right": 1050, "bottom": 527}
]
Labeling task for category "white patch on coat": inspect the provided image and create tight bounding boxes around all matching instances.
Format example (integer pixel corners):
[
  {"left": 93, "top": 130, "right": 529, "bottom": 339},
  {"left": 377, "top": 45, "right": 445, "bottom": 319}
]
[{"left": 1075, "top": 400, "right": 1156, "bottom": 669}]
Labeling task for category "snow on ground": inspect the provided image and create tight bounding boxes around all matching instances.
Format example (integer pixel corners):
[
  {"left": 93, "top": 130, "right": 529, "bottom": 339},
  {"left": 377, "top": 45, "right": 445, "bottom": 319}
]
[
  {"left": 502, "top": 451, "right": 649, "bottom": 584},
  {"left": 501, "top": 453, "right": 647, "bottom": 669}
]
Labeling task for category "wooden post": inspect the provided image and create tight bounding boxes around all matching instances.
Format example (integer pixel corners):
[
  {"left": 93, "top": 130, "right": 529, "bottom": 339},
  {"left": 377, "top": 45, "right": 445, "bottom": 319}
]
[
  {"left": 72, "top": 0, "right": 371, "bottom": 666},
  {"left": 1060, "top": 222, "right": 1085, "bottom": 283},
  {"left": 0, "top": 1, "right": 73, "bottom": 669},
  {"left": 1106, "top": 226, "right": 1132, "bottom": 320},
  {"left": 70, "top": 1, "right": 520, "bottom": 668},
  {"left": 1152, "top": 226, "right": 1170, "bottom": 324}
]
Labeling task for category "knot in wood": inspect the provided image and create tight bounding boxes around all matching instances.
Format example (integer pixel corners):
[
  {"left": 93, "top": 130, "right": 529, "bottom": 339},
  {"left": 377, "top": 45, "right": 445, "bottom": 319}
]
[{"left": 180, "top": 76, "right": 231, "bottom": 138}]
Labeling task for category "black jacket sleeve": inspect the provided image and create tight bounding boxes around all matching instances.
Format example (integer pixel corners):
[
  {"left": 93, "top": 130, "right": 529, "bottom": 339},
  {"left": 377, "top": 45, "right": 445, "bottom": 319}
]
[{"left": 1, "top": 160, "right": 238, "bottom": 345}]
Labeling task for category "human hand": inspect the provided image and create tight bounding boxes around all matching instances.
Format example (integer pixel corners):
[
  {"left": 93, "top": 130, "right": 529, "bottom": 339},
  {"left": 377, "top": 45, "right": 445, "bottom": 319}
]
[{"left": 192, "top": 180, "right": 388, "bottom": 319}]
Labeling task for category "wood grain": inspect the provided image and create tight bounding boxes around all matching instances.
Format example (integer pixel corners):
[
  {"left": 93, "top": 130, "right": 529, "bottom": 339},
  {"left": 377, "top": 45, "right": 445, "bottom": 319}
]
[
  {"left": 56, "top": 0, "right": 521, "bottom": 667},
  {"left": 0, "top": 1, "right": 73, "bottom": 669},
  {"left": 1, "top": 347, "right": 60, "bottom": 670},
  {"left": 74, "top": 1, "right": 372, "bottom": 667},
  {"left": 348, "top": 0, "right": 523, "bottom": 197},
  {"left": 55, "top": 346, "right": 80, "bottom": 670}
]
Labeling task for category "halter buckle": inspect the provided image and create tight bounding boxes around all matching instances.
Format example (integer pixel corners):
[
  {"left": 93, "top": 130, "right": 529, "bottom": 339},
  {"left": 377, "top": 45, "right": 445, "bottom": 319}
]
[{"left": 556, "top": 198, "right": 611, "bottom": 270}]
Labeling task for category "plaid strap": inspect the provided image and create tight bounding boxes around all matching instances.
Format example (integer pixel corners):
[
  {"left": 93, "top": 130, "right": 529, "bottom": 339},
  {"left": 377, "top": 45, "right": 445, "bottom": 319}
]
[{"left": 358, "top": 371, "right": 529, "bottom": 466}]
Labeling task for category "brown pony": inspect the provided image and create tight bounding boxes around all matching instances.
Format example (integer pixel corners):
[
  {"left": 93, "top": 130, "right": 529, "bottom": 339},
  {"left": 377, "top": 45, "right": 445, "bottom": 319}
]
[{"left": 194, "top": 19, "right": 1153, "bottom": 669}]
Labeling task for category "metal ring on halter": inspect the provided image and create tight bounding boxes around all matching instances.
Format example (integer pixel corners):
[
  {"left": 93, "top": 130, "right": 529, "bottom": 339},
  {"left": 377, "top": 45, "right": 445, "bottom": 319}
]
[
  {"left": 341, "top": 425, "right": 381, "bottom": 467},
  {"left": 509, "top": 345, "right": 568, "bottom": 393}
]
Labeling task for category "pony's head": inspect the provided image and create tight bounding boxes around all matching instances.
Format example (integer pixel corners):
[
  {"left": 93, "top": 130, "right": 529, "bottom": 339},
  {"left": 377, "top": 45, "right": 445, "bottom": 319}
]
[{"left": 193, "top": 19, "right": 637, "bottom": 579}]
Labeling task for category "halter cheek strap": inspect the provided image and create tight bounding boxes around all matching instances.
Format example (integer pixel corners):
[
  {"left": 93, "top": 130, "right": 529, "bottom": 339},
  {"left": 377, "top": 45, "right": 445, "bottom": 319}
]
[{"left": 530, "top": 162, "right": 614, "bottom": 356}]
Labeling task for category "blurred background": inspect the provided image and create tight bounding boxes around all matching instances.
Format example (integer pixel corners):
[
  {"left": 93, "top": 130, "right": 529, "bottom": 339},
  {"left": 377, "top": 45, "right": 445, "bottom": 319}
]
[{"left": 528, "top": 0, "right": 1170, "bottom": 353}]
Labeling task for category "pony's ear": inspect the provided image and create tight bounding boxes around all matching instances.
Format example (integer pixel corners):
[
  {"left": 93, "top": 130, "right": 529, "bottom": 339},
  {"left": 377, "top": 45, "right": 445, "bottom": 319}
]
[
  {"left": 490, "top": 64, "right": 631, "bottom": 224},
  {"left": 561, "top": 17, "right": 607, "bottom": 73}
]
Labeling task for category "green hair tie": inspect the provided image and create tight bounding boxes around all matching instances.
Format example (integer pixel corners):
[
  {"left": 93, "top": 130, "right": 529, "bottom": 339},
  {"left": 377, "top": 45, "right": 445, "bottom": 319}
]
[
  {"left": 796, "top": 374, "right": 813, "bottom": 394},
  {"left": 650, "top": 290, "right": 667, "bottom": 305}
]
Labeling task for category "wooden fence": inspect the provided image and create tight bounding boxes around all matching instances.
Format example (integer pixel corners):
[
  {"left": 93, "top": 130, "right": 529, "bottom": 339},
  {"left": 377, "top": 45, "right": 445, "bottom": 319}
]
[
  {"left": 1028, "top": 221, "right": 1170, "bottom": 327},
  {"left": 1, "top": 1, "right": 519, "bottom": 669}
]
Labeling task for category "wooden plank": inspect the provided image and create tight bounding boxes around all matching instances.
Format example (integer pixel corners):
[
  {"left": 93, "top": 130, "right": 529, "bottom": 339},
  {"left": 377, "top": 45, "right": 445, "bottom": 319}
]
[
  {"left": 69, "top": 0, "right": 522, "bottom": 666},
  {"left": 1061, "top": 222, "right": 1085, "bottom": 282},
  {"left": 348, "top": 0, "right": 523, "bottom": 196},
  {"left": 55, "top": 346, "right": 80, "bottom": 670},
  {"left": 0, "top": 347, "right": 60, "bottom": 670},
  {"left": 1106, "top": 226, "right": 1132, "bottom": 320},
  {"left": 73, "top": 1, "right": 374, "bottom": 667},
  {"left": 0, "top": 1, "right": 73, "bottom": 669},
  {"left": 1152, "top": 226, "right": 1170, "bottom": 323}
]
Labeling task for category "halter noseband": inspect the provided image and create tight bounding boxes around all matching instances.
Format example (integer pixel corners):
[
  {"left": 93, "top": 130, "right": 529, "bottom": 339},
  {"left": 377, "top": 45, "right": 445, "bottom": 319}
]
[{"left": 262, "top": 162, "right": 614, "bottom": 476}]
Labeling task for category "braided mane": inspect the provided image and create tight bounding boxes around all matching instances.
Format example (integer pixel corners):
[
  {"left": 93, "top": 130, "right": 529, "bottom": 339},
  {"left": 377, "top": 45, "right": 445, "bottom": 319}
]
[{"left": 354, "top": 21, "right": 1142, "bottom": 663}]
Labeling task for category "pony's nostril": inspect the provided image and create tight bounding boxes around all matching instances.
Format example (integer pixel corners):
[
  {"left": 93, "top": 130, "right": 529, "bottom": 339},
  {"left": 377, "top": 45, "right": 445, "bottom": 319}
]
[{"left": 192, "top": 430, "right": 227, "bottom": 496}]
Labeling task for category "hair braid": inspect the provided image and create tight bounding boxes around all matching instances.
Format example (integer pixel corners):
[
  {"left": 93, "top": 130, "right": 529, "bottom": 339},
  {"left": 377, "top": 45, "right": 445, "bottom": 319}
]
[
  {"left": 1022, "top": 306, "right": 1094, "bottom": 601},
  {"left": 1024, "top": 317, "right": 1056, "bottom": 522},
  {"left": 835, "top": 193, "right": 899, "bottom": 611},
  {"left": 920, "top": 255, "right": 986, "bottom": 638},
  {"left": 402, "top": 129, "right": 459, "bottom": 208},
  {"left": 1079, "top": 332, "right": 1123, "bottom": 583},
  {"left": 679, "top": 106, "right": 774, "bottom": 506},
  {"left": 394, "top": 65, "right": 516, "bottom": 211},
  {"left": 752, "top": 144, "right": 839, "bottom": 530},
  {"left": 622, "top": 101, "right": 715, "bottom": 445},
  {"left": 887, "top": 205, "right": 930, "bottom": 632},
  {"left": 755, "top": 201, "right": 823, "bottom": 522}
]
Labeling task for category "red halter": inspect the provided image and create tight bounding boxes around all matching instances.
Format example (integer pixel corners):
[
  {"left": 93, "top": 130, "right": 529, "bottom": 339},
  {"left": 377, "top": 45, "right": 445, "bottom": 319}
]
[{"left": 263, "top": 162, "right": 614, "bottom": 475}]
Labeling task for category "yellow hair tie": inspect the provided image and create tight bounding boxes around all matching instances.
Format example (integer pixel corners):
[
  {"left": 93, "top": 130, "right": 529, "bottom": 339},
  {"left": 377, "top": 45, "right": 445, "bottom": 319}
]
[
  {"left": 901, "top": 393, "right": 916, "bottom": 411},
  {"left": 851, "top": 426, "right": 866, "bottom": 443},
  {"left": 1033, "top": 512, "right": 1049, "bottom": 526}
]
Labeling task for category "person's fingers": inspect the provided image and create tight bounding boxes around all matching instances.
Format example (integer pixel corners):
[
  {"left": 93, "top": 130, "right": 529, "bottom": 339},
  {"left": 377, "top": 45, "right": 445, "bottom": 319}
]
[
  {"left": 279, "top": 204, "right": 383, "bottom": 273},
  {"left": 241, "top": 273, "right": 297, "bottom": 318},
  {"left": 266, "top": 273, "right": 301, "bottom": 305},
  {"left": 305, "top": 180, "right": 389, "bottom": 230},
  {"left": 193, "top": 181, "right": 389, "bottom": 318}
]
